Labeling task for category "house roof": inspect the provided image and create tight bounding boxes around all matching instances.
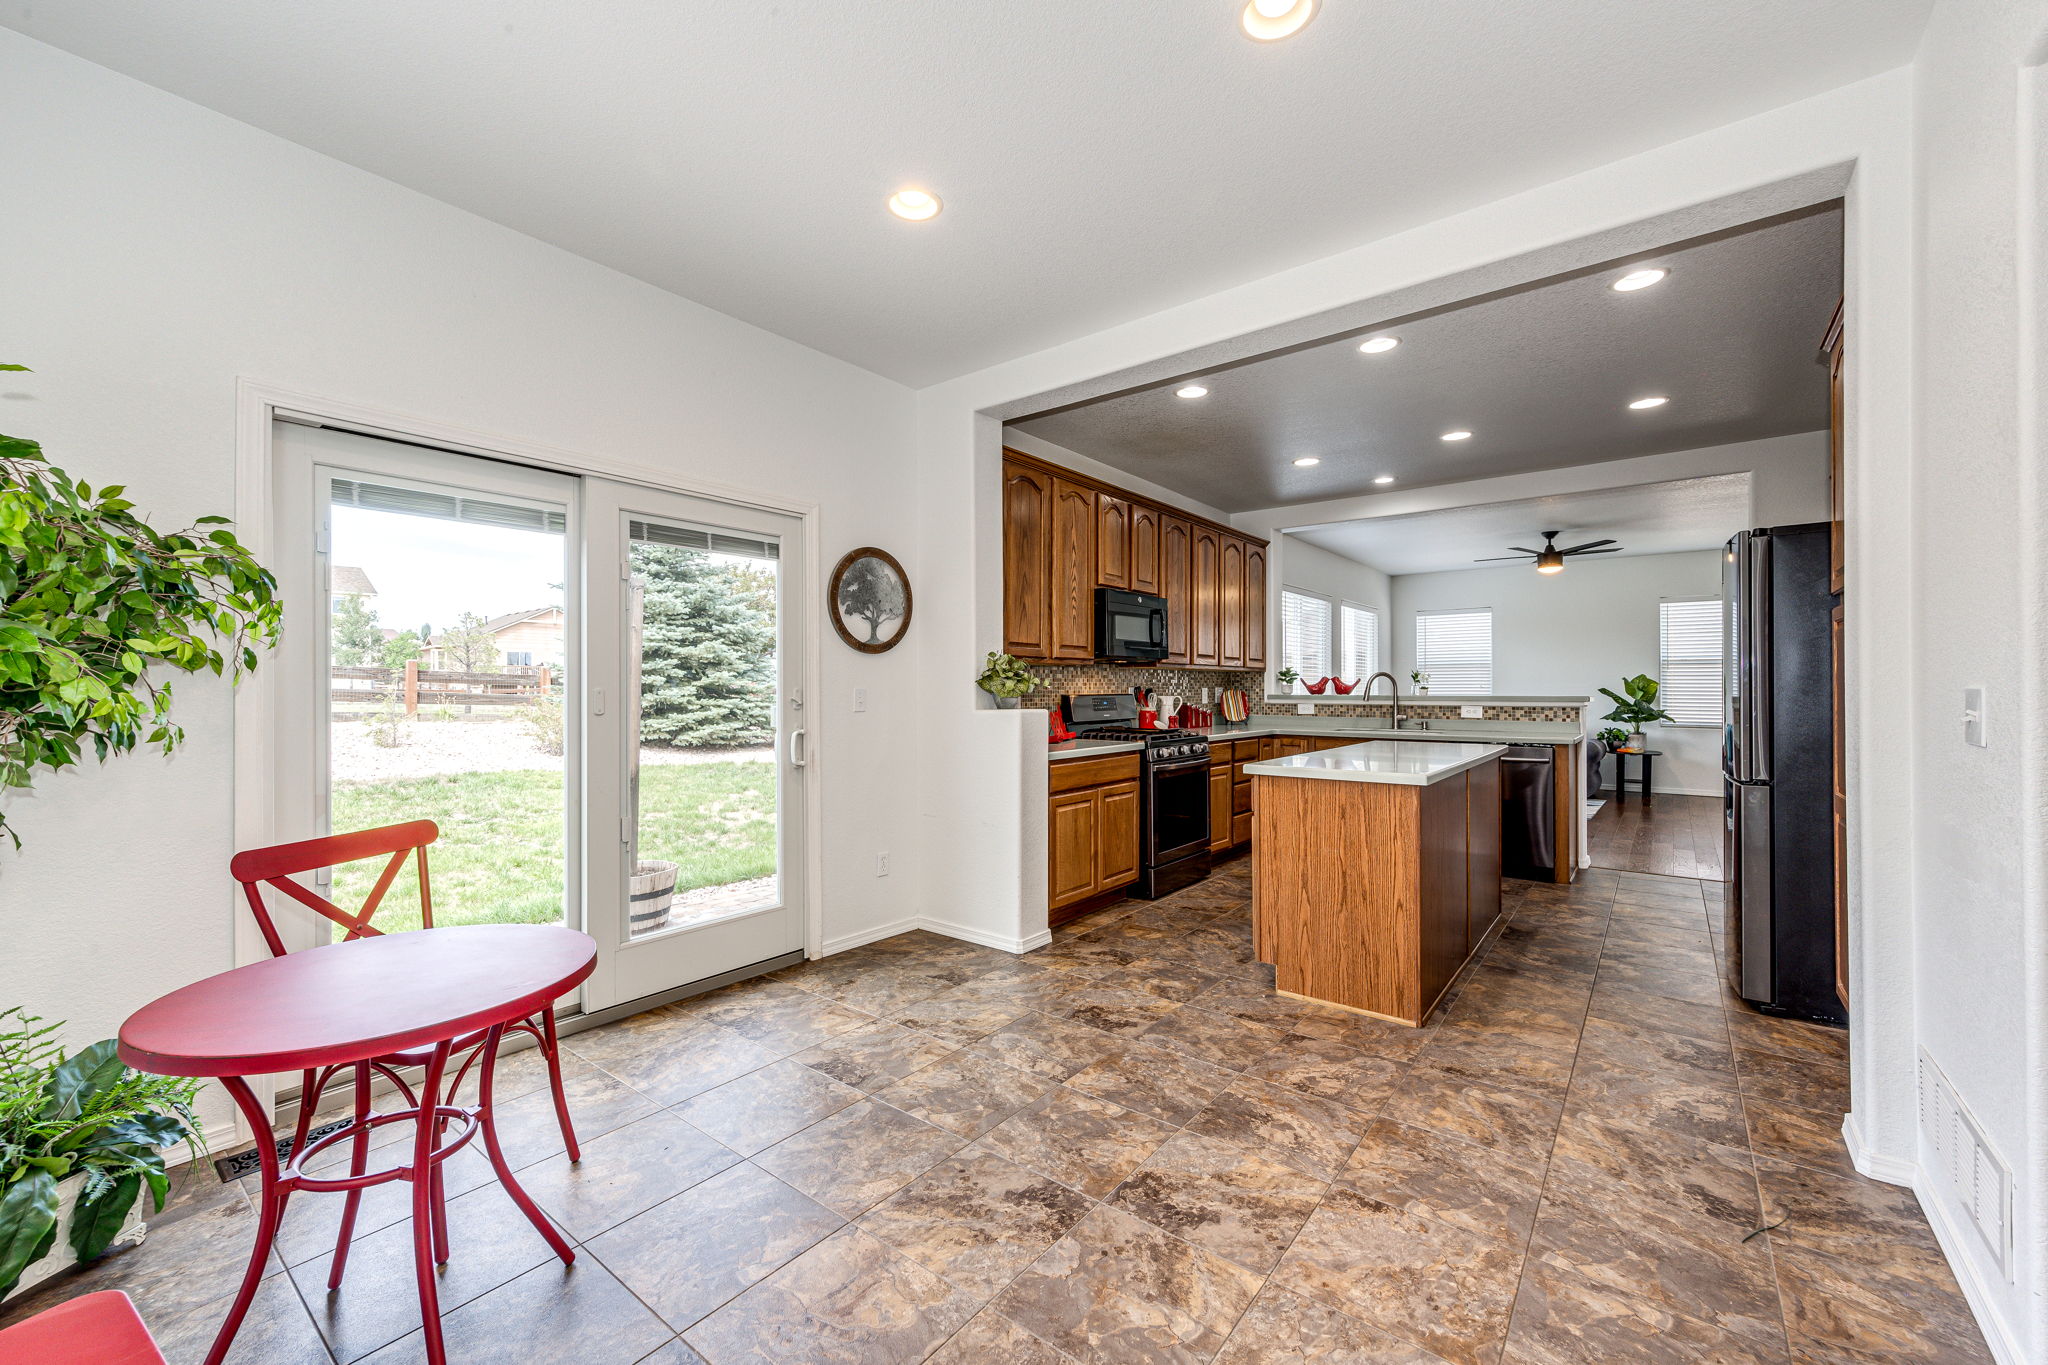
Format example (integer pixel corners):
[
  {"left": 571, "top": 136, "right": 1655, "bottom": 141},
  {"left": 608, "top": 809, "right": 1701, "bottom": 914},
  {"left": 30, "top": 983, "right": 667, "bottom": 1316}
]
[
  {"left": 427, "top": 607, "right": 561, "bottom": 646},
  {"left": 331, "top": 565, "right": 377, "bottom": 596}
]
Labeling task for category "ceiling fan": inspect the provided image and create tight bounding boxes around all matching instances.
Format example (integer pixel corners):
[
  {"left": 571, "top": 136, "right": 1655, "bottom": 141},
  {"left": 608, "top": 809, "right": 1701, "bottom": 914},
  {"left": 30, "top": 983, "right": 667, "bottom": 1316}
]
[{"left": 1475, "top": 530, "right": 1622, "bottom": 575}]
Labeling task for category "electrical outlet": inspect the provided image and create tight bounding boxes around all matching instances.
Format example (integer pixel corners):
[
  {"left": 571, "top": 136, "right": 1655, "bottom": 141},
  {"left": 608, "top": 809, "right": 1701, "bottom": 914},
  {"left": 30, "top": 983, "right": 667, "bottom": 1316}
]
[
  {"left": 875, "top": 851, "right": 890, "bottom": 877},
  {"left": 1297, "top": 702, "right": 1314, "bottom": 715},
  {"left": 1461, "top": 705, "right": 1484, "bottom": 719},
  {"left": 1963, "top": 687, "right": 1986, "bottom": 747},
  {"left": 1201, "top": 687, "right": 1213, "bottom": 704},
  {"left": 854, "top": 687, "right": 868, "bottom": 713}
]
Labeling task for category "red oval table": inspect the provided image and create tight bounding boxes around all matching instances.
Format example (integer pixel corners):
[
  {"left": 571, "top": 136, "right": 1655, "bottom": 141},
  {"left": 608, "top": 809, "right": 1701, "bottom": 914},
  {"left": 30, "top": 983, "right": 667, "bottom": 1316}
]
[{"left": 119, "top": 924, "right": 596, "bottom": 1365}]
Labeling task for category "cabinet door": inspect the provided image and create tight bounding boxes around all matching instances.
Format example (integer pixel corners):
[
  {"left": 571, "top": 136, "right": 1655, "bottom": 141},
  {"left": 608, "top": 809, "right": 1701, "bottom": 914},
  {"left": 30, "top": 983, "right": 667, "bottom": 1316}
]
[
  {"left": 1208, "top": 763, "right": 1233, "bottom": 852},
  {"left": 1097, "top": 494, "right": 1131, "bottom": 589},
  {"left": 1050, "top": 478, "right": 1098, "bottom": 661},
  {"left": 1001, "top": 460, "right": 1052, "bottom": 659},
  {"left": 1048, "top": 789, "right": 1100, "bottom": 909},
  {"left": 1162, "top": 515, "right": 1192, "bottom": 666},
  {"left": 1465, "top": 757, "right": 1502, "bottom": 949},
  {"left": 1243, "top": 541, "right": 1268, "bottom": 668},
  {"left": 1832, "top": 603, "right": 1847, "bottom": 1007},
  {"left": 1192, "top": 525, "right": 1221, "bottom": 666},
  {"left": 1130, "top": 503, "right": 1161, "bottom": 595},
  {"left": 1219, "top": 537, "right": 1246, "bottom": 668},
  {"left": 1275, "top": 735, "right": 1311, "bottom": 756},
  {"left": 1096, "top": 781, "right": 1141, "bottom": 891}
]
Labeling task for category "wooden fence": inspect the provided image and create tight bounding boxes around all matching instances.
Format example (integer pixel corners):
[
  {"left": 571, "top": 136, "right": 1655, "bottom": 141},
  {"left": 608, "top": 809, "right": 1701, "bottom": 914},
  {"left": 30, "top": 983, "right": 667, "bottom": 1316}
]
[{"left": 331, "top": 662, "right": 553, "bottom": 714}]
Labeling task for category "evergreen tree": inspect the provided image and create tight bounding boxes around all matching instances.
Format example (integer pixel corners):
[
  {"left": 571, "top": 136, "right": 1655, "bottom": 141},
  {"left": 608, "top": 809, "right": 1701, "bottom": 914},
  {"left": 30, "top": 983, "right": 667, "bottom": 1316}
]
[
  {"left": 636, "top": 546, "right": 776, "bottom": 748},
  {"left": 331, "top": 593, "right": 381, "bottom": 666}
]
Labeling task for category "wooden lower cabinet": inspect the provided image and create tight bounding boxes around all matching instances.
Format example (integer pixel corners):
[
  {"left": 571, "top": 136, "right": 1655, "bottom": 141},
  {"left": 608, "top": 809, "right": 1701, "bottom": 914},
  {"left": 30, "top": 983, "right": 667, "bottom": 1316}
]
[
  {"left": 1466, "top": 755, "right": 1502, "bottom": 944},
  {"left": 1209, "top": 763, "right": 1234, "bottom": 853},
  {"left": 1049, "top": 754, "right": 1142, "bottom": 924}
]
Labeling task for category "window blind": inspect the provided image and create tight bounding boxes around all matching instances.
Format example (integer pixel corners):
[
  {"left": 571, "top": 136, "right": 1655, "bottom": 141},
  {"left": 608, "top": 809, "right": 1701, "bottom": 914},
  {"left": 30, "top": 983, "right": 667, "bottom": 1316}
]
[
  {"left": 1340, "top": 604, "right": 1379, "bottom": 679},
  {"left": 1279, "top": 589, "right": 1332, "bottom": 684},
  {"left": 1658, "top": 598, "right": 1724, "bottom": 725},
  {"left": 1415, "top": 609, "right": 1492, "bottom": 693}
]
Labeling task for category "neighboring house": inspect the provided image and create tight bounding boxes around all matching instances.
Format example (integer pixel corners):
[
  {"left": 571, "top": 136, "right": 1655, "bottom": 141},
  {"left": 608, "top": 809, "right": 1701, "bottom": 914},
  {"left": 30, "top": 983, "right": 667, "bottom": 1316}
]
[
  {"left": 330, "top": 565, "right": 377, "bottom": 604},
  {"left": 426, "top": 606, "right": 565, "bottom": 671}
]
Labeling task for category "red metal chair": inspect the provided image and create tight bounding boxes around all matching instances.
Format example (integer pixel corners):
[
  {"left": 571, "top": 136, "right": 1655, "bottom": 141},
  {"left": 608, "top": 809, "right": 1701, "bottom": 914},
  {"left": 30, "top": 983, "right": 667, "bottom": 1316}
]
[
  {"left": 0, "top": 1291, "right": 165, "bottom": 1365},
  {"left": 229, "top": 820, "right": 581, "bottom": 1286}
]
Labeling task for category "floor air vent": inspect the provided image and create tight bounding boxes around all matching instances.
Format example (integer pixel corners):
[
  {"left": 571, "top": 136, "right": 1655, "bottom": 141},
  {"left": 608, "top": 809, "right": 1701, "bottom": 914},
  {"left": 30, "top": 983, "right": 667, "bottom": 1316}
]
[{"left": 1918, "top": 1049, "right": 2013, "bottom": 1279}]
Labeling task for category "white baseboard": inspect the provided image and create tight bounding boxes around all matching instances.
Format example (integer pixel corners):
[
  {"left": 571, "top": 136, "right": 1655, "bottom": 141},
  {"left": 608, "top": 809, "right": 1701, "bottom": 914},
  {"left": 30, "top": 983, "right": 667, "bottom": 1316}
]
[
  {"left": 1842, "top": 1111, "right": 1918, "bottom": 1186},
  {"left": 1915, "top": 1171, "right": 2026, "bottom": 1364},
  {"left": 822, "top": 916, "right": 925, "bottom": 955},
  {"left": 822, "top": 914, "right": 1048, "bottom": 958}
]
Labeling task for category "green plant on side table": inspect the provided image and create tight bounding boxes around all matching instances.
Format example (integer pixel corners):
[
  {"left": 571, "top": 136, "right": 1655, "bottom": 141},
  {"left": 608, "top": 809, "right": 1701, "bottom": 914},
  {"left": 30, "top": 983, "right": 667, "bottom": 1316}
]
[
  {"left": 0, "top": 1009, "right": 203, "bottom": 1298},
  {"left": 977, "top": 652, "right": 1039, "bottom": 709},
  {"left": 1, "top": 364, "right": 283, "bottom": 848},
  {"left": 1597, "top": 726, "right": 1632, "bottom": 748},
  {"left": 1598, "top": 674, "right": 1672, "bottom": 746}
]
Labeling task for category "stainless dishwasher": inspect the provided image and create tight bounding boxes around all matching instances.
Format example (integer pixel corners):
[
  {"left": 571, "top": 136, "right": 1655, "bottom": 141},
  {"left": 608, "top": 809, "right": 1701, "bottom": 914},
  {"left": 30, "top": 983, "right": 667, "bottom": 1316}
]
[{"left": 1499, "top": 745, "right": 1556, "bottom": 881}]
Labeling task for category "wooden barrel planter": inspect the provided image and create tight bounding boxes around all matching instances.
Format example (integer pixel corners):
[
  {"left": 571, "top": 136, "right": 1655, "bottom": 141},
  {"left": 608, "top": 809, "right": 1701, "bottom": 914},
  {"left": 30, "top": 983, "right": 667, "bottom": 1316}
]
[{"left": 629, "top": 860, "right": 679, "bottom": 935}]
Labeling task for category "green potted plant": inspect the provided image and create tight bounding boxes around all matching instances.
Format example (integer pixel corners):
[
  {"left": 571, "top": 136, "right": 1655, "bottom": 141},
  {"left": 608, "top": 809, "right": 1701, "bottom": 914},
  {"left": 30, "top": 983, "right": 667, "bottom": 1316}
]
[
  {"left": 1275, "top": 666, "right": 1300, "bottom": 694},
  {"left": 1409, "top": 669, "right": 1430, "bottom": 695},
  {"left": 977, "top": 652, "right": 1039, "bottom": 709},
  {"left": 1597, "top": 726, "right": 1631, "bottom": 749},
  {"left": 0, "top": 1009, "right": 203, "bottom": 1300},
  {"left": 2, "top": 366, "right": 282, "bottom": 848},
  {"left": 1598, "top": 674, "right": 1672, "bottom": 745}
]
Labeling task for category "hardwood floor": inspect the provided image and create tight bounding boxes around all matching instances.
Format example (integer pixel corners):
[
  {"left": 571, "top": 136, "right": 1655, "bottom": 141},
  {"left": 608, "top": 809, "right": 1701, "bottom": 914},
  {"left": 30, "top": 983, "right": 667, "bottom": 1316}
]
[{"left": 1588, "top": 790, "right": 1725, "bottom": 880}]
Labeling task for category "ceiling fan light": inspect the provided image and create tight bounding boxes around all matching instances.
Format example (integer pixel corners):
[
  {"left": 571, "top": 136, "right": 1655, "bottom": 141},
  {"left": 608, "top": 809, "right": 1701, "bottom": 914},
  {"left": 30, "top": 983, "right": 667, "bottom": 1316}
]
[{"left": 1536, "top": 551, "right": 1565, "bottom": 574}]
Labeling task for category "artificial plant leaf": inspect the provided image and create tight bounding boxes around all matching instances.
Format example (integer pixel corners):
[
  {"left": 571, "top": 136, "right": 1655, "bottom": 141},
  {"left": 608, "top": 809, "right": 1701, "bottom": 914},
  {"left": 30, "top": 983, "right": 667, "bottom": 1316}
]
[
  {"left": 67, "top": 1171, "right": 141, "bottom": 1262},
  {"left": 0, "top": 1169, "right": 61, "bottom": 1293},
  {"left": 40, "top": 1040, "right": 125, "bottom": 1120},
  {"left": 101, "top": 1113, "right": 187, "bottom": 1151}
]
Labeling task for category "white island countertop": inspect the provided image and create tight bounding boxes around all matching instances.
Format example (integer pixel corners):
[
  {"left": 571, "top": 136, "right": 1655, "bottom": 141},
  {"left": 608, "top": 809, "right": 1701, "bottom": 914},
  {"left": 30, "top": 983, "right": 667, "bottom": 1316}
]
[{"left": 1242, "top": 740, "right": 1508, "bottom": 787}]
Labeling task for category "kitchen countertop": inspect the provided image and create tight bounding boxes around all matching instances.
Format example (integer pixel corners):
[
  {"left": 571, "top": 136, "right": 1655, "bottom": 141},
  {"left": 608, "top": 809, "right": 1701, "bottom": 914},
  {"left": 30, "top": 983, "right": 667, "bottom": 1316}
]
[
  {"left": 1243, "top": 740, "right": 1508, "bottom": 787},
  {"left": 1046, "top": 714, "right": 1582, "bottom": 761}
]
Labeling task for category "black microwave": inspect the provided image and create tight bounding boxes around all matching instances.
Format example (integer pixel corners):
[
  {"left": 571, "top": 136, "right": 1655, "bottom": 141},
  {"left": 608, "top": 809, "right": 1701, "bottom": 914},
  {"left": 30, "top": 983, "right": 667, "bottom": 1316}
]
[{"left": 1096, "top": 587, "right": 1169, "bottom": 663}]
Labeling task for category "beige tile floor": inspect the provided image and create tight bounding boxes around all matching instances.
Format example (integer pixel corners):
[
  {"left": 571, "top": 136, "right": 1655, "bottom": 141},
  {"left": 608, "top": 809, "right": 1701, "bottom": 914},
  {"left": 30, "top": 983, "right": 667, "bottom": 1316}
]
[{"left": 0, "top": 859, "right": 1990, "bottom": 1363}]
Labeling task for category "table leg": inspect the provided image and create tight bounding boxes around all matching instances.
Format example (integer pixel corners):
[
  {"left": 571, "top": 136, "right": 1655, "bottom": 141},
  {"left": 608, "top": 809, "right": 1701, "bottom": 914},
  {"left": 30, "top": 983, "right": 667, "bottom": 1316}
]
[
  {"left": 409, "top": 1041, "right": 453, "bottom": 1365},
  {"left": 477, "top": 1022, "right": 576, "bottom": 1265},
  {"left": 327, "top": 1060, "right": 374, "bottom": 1289},
  {"left": 540, "top": 1007, "right": 581, "bottom": 1163},
  {"left": 1643, "top": 753, "right": 1655, "bottom": 803},
  {"left": 206, "top": 1076, "right": 293, "bottom": 1365}
]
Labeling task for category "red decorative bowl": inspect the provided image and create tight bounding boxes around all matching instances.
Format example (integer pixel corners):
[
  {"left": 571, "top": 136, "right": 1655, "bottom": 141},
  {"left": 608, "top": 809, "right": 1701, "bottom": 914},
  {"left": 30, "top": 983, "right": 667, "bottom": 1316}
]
[
  {"left": 1303, "top": 677, "right": 1331, "bottom": 694},
  {"left": 1329, "top": 678, "right": 1358, "bottom": 694}
]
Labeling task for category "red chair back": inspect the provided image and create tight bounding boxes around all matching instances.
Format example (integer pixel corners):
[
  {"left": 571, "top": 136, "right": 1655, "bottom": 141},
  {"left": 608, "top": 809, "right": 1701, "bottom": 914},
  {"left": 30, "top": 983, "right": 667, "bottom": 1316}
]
[{"left": 231, "top": 820, "right": 439, "bottom": 958}]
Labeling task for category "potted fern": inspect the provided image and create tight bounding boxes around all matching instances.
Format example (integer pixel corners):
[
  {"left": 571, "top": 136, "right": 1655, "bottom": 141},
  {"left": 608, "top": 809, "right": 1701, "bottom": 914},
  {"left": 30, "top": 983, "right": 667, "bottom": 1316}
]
[
  {"left": 0, "top": 1009, "right": 202, "bottom": 1300},
  {"left": 1598, "top": 674, "right": 1673, "bottom": 746}
]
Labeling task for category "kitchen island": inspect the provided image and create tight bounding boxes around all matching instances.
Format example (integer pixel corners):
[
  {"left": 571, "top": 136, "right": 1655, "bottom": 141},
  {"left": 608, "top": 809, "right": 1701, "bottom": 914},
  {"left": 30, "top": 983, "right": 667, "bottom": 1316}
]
[{"left": 1247, "top": 741, "right": 1505, "bottom": 1027}]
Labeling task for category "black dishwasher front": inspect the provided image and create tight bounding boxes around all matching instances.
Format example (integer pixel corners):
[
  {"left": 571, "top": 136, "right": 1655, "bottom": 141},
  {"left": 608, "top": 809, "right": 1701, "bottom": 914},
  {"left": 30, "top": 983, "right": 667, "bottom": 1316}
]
[{"left": 1499, "top": 745, "right": 1556, "bottom": 881}]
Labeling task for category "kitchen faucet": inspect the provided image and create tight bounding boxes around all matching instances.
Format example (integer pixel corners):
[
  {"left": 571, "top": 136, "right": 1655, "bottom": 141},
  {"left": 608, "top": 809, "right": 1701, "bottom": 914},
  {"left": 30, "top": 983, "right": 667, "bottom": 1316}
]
[{"left": 1362, "top": 671, "right": 1415, "bottom": 730}]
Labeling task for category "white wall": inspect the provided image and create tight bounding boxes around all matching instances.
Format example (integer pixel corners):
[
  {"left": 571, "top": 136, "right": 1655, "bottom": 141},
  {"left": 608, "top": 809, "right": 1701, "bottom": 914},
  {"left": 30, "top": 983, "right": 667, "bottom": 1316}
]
[
  {"left": 0, "top": 32, "right": 920, "bottom": 1134},
  {"left": 1274, "top": 535, "right": 1394, "bottom": 677},
  {"left": 1904, "top": 3, "right": 2048, "bottom": 1355},
  {"left": 1388, "top": 552, "right": 1726, "bottom": 794}
]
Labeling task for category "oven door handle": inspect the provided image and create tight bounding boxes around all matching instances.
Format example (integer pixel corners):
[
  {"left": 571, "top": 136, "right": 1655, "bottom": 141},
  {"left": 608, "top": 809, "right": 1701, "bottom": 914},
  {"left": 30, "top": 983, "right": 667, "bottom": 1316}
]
[{"left": 1150, "top": 756, "right": 1213, "bottom": 774}]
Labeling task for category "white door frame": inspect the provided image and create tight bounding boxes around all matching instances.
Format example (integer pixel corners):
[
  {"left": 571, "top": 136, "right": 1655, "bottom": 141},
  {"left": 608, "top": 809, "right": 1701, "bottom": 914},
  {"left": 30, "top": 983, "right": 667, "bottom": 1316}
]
[{"left": 231, "top": 379, "right": 829, "bottom": 1022}]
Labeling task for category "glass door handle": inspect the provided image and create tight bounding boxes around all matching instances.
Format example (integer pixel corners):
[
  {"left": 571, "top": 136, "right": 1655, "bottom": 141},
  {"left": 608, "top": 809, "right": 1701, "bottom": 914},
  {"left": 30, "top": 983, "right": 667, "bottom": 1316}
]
[{"left": 788, "top": 728, "right": 808, "bottom": 768}]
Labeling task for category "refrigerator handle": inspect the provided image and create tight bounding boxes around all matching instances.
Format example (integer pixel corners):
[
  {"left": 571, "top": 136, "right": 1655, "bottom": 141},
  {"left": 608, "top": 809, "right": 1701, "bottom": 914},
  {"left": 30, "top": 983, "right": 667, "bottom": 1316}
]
[{"left": 1745, "top": 532, "right": 1772, "bottom": 783}]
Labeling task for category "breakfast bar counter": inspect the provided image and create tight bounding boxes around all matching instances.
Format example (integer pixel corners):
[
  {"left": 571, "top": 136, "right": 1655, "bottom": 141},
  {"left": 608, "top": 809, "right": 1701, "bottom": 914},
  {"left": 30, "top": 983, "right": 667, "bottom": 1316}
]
[{"left": 1248, "top": 741, "right": 1505, "bottom": 1026}]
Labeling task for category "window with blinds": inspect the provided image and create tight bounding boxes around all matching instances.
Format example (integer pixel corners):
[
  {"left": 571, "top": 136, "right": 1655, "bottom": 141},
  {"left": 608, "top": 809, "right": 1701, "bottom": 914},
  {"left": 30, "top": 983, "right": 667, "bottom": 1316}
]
[
  {"left": 1279, "top": 589, "right": 1332, "bottom": 685},
  {"left": 1340, "top": 603, "right": 1379, "bottom": 679},
  {"left": 1658, "top": 597, "right": 1724, "bottom": 725},
  {"left": 1414, "top": 608, "right": 1492, "bottom": 693}
]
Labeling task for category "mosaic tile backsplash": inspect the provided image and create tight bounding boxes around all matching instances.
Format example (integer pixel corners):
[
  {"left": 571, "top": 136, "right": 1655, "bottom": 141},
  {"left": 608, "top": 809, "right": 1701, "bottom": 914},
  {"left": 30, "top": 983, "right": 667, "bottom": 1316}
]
[{"left": 1020, "top": 663, "right": 1581, "bottom": 723}]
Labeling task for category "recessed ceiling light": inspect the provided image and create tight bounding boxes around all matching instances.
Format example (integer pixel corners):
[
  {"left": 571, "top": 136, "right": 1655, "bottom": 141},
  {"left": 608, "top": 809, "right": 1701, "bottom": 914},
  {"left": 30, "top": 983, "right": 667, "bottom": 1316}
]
[
  {"left": 1292, "top": 457, "right": 1320, "bottom": 467},
  {"left": 1373, "top": 475, "right": 1395, "bottom": 484},
  {"left": 1358, "top": 336, "right": 1399, "bottom": 354},
  {"left": 1241, "top": 0, "right": 1316, "bottom": 41},
  {"left": 1176, "top": 384, "right": 1208, "bottom": 399},
  {"left": 1440, "top": 430, "right": 1473, "bottom": 442},
  {"left": 1628, "top": 396, "right": 1669, "bottom": 410},
  {"left": 1612, "top": 268, "right": 1666, "bottom": 292},
  {"left": 886, "top": 188, "right": 941, "bottom": 221}
]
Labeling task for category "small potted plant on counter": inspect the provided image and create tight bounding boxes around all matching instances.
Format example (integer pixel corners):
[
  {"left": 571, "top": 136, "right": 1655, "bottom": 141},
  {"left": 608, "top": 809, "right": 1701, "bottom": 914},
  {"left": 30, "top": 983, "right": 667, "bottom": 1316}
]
[
  {"left": 977, "top": 652, "right": 1039, "bottom": 709},
  {"left": 1275, "top": 667, "right": 1300, "bottom": 694},
  {"left": 1598, "top": 674, "right": 1672, "bottom": 746},
  {"left": 0, "top": 1009, "right": 203, "bottom": 1300},
  {"left": 1409, "top": 670, "right": 1430, "bottom": 695}
]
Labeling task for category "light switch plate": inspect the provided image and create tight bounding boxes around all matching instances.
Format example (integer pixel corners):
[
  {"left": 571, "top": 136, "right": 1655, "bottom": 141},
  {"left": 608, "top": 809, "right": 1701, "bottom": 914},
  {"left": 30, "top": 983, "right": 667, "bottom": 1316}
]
[
  {"left": 1461, "top": 705, "right": 1484, "bottom": 719},
  {"left": 1297, "top": 702, "right": 1315, "bottom": 715},
  {"left": 1964, "top": 687, "right": 1987, "bottom": 747},
  {"left": 853, "top": 687, "right": 868, "bottom": 713}
]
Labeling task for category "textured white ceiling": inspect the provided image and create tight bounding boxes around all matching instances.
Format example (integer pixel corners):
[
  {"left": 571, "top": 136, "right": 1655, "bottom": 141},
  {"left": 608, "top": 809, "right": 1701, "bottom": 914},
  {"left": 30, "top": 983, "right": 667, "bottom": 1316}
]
[
  {"left": 1, "top": 2, "right": 1923, "bottom": 385},
  {"left": 1290, "top": 474, "right": 1751, "bottom": 576},
  {"left": 1014, "top": 206, "right": 1842, "bottom": 511}
]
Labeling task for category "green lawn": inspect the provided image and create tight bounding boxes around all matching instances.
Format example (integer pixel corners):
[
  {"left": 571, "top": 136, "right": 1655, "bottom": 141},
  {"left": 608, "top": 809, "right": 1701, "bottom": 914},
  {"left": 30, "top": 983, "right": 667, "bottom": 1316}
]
[{"left": 330, "top": 761, "right": 776, "bottom": 933}]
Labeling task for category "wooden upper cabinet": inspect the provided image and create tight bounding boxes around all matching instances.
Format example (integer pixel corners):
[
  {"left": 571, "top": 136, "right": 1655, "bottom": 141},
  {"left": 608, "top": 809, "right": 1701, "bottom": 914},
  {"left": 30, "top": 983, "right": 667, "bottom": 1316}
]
[
  {"left": 1097, "top": 494, "right": 1131, "bottom": 589},
  {"left": 1243, "top": 541, "right": 1268, "bottom": 668},
  {"left": 1162, "top": 514, "right": 1192, "bottom": 665},
  {"left": 1001, "top": 459, "right": 1053, "bottom": 659},
  {"left": 1192, "top": 524, "right": 1221, "bottom": 666},
  {"left": 1129, "top": 503, "right": 1161, "bottom": 596},
  {"left": 1218, "top": 537, "right": 1246, "bottom": 668},
  {"left": 1050, "top": 478, "right": 1097, "bottom": 661}
]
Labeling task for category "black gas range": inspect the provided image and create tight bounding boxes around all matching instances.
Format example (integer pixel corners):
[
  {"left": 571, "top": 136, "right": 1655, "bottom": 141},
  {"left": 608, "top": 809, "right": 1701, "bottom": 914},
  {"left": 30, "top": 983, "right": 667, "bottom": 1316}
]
[{"left": 1062, "top": 695, "right": 1213, "bottom": 898}]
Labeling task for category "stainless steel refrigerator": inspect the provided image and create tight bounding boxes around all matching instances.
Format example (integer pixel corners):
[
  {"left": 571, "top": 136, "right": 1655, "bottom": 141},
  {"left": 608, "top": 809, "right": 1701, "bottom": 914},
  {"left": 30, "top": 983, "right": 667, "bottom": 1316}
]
[{"left": 1723, "top": 522, "right": 1844, "bottom": 1025}]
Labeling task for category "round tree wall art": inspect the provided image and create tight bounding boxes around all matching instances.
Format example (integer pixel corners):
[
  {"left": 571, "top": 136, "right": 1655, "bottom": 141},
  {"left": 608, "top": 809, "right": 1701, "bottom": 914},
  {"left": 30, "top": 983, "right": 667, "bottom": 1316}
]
[{"left": 829, "top": 547, "right": 912, "bottom": 653}]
